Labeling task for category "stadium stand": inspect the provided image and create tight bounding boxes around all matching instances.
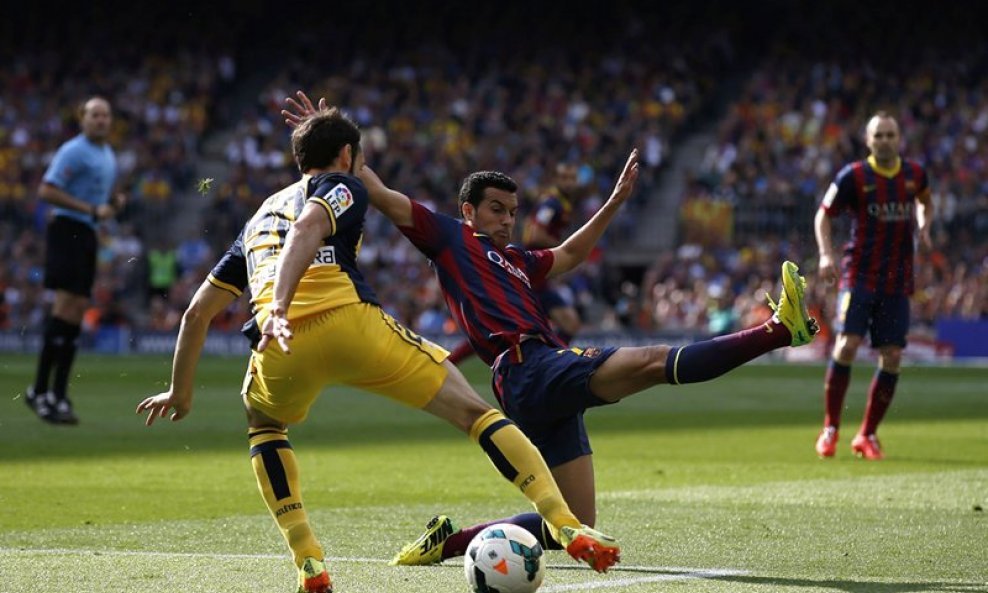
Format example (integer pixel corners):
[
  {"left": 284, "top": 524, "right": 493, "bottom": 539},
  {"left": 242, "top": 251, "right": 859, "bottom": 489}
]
[{"left": 1, "top": 0, "right": 984, "bottom": 358}]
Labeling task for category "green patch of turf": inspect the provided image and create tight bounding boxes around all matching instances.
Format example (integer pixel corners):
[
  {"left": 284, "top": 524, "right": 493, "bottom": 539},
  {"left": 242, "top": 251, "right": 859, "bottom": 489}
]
[{"left": 1, "top": 355, "right": 985, "bottom": 592}]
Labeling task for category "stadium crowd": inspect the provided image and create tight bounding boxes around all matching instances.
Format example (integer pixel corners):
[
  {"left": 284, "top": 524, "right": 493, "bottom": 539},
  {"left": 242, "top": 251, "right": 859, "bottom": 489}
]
[
  {"left": 669, "top": 49, "right": 988, "bottom": 341},
  {"left": 204, "top": 22, "right": 733, "bottom": 332},
  {"left": 0, "top": 48, "right": 231, "bottom": 332},
  {"left": 1, "top": 3, "right": 984, "bottom": 350}
]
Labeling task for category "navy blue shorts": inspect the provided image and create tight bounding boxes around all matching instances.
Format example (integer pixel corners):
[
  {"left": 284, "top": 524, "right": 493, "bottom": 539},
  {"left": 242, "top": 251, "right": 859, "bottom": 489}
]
[
  {"left": 492, "top": 341, "right": 618, "bottom": 467},
  {"left": 537, "top": 286, "right": 568, "bottom": 313},
  {"left": 834, "top": 288, "right": 910, "bottom": 348}
]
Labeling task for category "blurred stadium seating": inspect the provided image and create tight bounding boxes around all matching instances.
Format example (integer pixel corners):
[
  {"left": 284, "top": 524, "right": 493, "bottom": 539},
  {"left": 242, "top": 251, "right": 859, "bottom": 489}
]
[{"left": 1, "top": 0, "right": 984, "bottom": 357}]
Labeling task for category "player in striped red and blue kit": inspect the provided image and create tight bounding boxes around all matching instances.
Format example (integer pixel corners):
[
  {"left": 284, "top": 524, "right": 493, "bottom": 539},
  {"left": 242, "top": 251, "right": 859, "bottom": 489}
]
[
  {"left": 813, "top": 112, "right": 935, "bottom": 460},
  {"left": 356, "top": 150, "right": 818, "bottom": 566},
  {"left": 444, "top": 162, "right": 584, "bottom": 365}
]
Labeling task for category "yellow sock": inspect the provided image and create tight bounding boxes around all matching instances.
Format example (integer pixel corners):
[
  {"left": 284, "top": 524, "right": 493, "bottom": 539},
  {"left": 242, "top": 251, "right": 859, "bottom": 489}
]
[
  {"left": 249, "top": 428, "right": 323, "bottom": 567},
  {"left": 469, "top": 409, "right": 580, "bottom": 541}
]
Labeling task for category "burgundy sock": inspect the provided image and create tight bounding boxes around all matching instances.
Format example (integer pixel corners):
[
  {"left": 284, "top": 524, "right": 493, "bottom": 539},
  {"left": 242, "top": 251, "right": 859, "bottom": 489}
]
[
  {"left": 664, "top": 320, "right": 791, "bottom": 384},
  {"left": 447, "top": 340, "right": 475, "bottom": 365},
  {"left": 442, "top": 513, "right": 562, "bottom": 559},
  {"left": 860, "top": 370, "right": 898, "bottom": 435},
  {"left": 823, "top": 360, "right": 851, "bottom": 429}
]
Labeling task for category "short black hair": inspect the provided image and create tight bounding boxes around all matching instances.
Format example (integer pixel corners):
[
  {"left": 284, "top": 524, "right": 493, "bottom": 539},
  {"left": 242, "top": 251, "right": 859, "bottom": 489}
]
[
  {"left": 291, "top": 108, "right": 361, "bottom": 173},
  {"left": 458, "top": 171, "right": 518, "bottom": 208}
]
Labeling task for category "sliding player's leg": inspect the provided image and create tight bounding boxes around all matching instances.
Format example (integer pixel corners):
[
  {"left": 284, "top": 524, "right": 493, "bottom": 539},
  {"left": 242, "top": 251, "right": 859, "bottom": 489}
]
[
  {"left": 343, "top": 304, "right": 620, "bottom": 572},
  {"left": 591, "top": 261, "right": 818, "bottom": 402}
]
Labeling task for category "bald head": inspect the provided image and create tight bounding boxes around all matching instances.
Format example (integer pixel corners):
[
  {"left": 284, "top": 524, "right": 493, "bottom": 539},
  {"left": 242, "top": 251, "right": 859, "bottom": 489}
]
[
  {"left": 865, "top": 113, "right": 900, "bottom": 167},
  {"left": 80, "top": 97, "right": 112, "bottom": 143}
]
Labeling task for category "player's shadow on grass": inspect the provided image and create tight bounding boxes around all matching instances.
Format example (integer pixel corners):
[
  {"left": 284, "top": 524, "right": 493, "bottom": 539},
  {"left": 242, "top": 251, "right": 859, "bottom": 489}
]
[{"left": 709, "top": 574, "right": 988, "bottom": 593}]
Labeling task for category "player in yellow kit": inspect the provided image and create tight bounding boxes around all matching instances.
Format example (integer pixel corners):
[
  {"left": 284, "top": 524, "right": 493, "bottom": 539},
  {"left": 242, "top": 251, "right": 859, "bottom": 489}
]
[{"left": 136, "top": 109, "right": 619, "bottom": 593}]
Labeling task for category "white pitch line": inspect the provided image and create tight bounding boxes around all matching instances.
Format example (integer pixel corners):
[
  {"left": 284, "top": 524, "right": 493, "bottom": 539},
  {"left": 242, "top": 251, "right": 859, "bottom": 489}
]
[
  {"left": 1, "top": 547, "right": 748, "bottom": 590},
  {"left": 540, "top": 569, "right": 748, "bottom": 592}
]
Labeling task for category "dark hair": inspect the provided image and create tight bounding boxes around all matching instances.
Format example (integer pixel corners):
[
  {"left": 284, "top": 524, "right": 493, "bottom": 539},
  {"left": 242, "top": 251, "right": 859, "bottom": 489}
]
[
  {"left": 291, "top": 108, "right": 361, "bottom": 173},
  {"left": 458, "top": 171, "right": 518, "bottom": 208}
]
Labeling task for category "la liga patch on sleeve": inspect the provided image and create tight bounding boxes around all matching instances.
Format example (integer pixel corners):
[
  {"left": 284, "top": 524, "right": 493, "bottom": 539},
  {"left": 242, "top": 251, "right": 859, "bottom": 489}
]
[{"left": 326, "top": 183, "right": 355, "bottom": 217}]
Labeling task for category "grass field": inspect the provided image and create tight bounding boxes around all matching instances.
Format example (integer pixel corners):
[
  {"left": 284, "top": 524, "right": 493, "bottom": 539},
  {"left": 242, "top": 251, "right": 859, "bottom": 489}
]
[{"left": 0, "top": 353, "right": 985, "bottom": 593}]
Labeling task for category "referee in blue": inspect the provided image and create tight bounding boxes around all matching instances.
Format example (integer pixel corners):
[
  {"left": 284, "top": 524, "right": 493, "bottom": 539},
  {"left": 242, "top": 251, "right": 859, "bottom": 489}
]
[{"left": 26, "top": 96, "right": 127, "bottom": 424}]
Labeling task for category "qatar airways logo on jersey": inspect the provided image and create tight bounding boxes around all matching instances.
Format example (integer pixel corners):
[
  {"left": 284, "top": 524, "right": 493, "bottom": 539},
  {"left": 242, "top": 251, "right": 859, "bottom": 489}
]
[
  {"left": 487, "top": 250, "right": 532, "bottom": 288},
  {"left": 868, "top": 201, "right": 913, "bottom": 222}
]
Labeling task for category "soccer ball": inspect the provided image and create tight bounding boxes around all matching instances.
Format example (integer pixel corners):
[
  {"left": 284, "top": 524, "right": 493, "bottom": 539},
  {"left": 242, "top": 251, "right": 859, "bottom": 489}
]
[{"left": 464, "top": 523, "right": 545, "bottom": 593}]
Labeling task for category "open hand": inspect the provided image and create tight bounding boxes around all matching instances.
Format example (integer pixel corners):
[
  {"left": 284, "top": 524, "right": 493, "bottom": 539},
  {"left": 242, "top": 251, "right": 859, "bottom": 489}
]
[
  {"left": 818, "top": 253, "right": 839, "bottom": 286},
  {"left": 136, "top": 391, "right": 191, "bottom": 427},
  {"left": 257, "top": 306, "right": 294, "bottom": 354},
  {"left": 282, "top": 90, "right": 328, "bottom": 128},
  {"left": 608, "top": 149, "right": 640, "bottom": 206}
]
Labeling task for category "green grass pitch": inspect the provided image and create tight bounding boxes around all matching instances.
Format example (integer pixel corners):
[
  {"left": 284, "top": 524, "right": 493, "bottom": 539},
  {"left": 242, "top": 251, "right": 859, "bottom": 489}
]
[{"left": 1, "top": 354, "right": 985, "bottom": 592}]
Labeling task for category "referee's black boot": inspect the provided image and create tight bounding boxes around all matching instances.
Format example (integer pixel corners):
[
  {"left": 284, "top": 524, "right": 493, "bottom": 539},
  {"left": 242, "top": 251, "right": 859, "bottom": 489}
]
[
  {"left": 50, "top": 397, "right": 80, "bottom": 425},
  {"left": 24, "top": 386, "right": 57, "bottom": 423}
]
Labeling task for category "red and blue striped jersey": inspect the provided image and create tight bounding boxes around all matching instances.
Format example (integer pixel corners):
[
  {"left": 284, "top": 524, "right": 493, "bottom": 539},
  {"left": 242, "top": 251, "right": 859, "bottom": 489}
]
[
  {"left": 399, "top": 201, "right": 564, "bottom": 366},
  {"left": 820, "top": 156, "right": 930, "bottom": 296},
  {"left": 523, "top": 188, "right": 573, "bottom": 248}
]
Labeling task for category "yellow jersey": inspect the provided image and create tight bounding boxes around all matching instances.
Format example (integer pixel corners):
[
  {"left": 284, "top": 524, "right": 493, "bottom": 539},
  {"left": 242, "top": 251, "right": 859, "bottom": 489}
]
[{"left": 207, "top": 172, "right": 378, "bottom": 324}]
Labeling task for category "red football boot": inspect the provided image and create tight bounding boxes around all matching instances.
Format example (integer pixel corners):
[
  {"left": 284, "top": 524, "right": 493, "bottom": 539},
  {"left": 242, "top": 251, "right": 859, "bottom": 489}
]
[
  {"left": 851, "top": 433, "right": 884, "bottom": 461},
  {"left": 815, "top": 426, "right": 838, "bottom": 458}
]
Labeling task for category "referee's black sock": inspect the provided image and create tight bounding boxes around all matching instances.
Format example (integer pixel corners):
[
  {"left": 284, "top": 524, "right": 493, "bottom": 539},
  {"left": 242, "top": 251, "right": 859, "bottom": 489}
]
[
  {"left": 33, "top": 316, "right": 64, "bottom": 394},
  {"left": 51, "top": 319, "right": 81, "bottom": 400}
]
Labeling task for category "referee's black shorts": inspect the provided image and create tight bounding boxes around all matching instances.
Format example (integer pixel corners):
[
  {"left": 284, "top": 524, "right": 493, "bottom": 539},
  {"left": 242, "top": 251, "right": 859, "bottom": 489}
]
[{"left": 44, "top": 216, "right": 98, "bottom": 298}]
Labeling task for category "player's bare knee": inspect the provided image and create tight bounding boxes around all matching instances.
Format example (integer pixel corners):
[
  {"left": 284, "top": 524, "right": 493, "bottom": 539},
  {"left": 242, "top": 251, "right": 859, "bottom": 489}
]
[
  {"left": 443, "top": 362, "right": 489, "bottom": 406},
  {"left": 879, "top": 347, "right": 902, "bottom": 373},
  {"left": 833, "top": 335, "right": 861, "bottom": 362},
  {"left": 426, "top": 362, "right": 492, "bottom": 432},
  {"left": 641, "top": 345, "right": 672, "bottom": 383}
]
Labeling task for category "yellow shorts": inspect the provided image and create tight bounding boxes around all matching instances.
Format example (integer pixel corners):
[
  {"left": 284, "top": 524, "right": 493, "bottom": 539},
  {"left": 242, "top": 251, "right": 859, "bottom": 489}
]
[{"left": 242, "top": 303, "right": 450, "bottom": 424}]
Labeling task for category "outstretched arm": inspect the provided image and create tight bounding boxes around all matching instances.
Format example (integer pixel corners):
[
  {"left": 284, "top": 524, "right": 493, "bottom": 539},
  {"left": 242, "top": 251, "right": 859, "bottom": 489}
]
[
  {"left": 548, "top": 149, "right": 639, "bottom": 278},
  {"left": 357, "top": 164, "right": 414, "bottom": 227},
  {"left": 267, "top": 202, "right": 333, "bottom": 354},
  {"left": 136, "top": 281, "right": 235, "bottom": 426}
]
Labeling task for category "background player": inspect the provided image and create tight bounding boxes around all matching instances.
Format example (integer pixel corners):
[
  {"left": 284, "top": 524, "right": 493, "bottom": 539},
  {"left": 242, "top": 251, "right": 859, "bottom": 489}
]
[
  {"left": 813, "top": 111, "right": 935, "bottom": 460},
  {"left": 26, "top": 96, "right": 127, "bottom": 425},
  {"left": 137, "top": 109, "right": 618, "bottom": 593},
  {"left": 522, "top": 161, "right": 584, "bottom": 343}
]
